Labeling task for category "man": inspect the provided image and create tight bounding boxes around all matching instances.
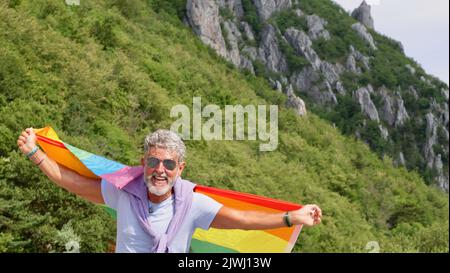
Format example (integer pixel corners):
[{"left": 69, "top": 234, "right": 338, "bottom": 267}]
[{"left": 17, "top": 127, "right": 322, "bottom": 253}]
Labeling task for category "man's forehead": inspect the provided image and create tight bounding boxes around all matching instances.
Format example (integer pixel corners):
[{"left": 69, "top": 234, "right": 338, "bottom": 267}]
[{"left": 146, "top": 147, "right": 178, "bottom": 159}]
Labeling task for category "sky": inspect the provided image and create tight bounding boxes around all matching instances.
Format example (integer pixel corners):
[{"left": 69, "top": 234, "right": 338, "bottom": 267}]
[{"left": 332, "top": 0, "right": 449, "bottom": 85}]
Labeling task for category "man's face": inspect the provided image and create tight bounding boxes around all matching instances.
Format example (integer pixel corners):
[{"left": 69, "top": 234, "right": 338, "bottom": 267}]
[{"left": 141, "top": 147, "right": 185, "bottom": 196}]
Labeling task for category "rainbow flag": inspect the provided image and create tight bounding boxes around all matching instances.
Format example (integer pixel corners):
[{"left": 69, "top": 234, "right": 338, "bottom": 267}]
[{"left": 34, "top": 126, "right": 303, "bottom": 253}]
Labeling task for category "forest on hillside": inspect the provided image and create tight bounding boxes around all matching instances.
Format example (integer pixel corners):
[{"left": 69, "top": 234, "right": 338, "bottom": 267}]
[{"left": 0, "top": 0, "right": 448, "bottom": 252}]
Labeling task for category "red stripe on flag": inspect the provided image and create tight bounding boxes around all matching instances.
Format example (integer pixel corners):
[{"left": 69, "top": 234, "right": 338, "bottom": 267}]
[
  {"left": 37, "top": 135, "right": 67, "bottom": 149},
  {"left": 194, "top": 185, "right": 302, "bottom": 211}
]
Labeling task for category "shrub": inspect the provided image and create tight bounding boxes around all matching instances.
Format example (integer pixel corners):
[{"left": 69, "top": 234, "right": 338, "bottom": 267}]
[
  {"left": 241, "top": 0, "right": 262, "bottom": 38},
  {"left": 273, "top": 10, "right": 308, "bottom": 33},
  {"left": 90, "top": 15, "right": 118, "bottom": 49}
]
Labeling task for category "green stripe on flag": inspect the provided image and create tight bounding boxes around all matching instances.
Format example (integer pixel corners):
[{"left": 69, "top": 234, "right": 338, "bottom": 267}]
[
  {"left": 190, "top": 238, "right": 239, "bottom": 253},
  {"left": 102, "top": 205, "right": 117, "bottom": 219}
]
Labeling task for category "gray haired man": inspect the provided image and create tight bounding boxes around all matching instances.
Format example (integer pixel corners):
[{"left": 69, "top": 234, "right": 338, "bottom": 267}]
[{"left": 17, "top": 127, "right": 322, "bottom": 252}]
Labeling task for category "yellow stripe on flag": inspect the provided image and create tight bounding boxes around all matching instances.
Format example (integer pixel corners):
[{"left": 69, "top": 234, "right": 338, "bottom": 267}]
[{"left": 193, "top": 228, "right": 288, "bottom": 253}]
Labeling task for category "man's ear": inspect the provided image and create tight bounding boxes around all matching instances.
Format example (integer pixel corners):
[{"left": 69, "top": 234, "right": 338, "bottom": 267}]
[
  {"left": 141, "top": 157, "right": 145, "bottom": 167},
  {"left": 178, "top": 161, "right": 186, "bottom": 176}
]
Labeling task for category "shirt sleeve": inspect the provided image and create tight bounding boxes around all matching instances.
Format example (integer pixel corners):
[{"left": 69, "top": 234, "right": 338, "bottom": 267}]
[
  {"left": 192, "top": 193, "right": 223, "bottom": 230},
  {"left": 101, "top": 179, "right": 120, "bottom": 210}
]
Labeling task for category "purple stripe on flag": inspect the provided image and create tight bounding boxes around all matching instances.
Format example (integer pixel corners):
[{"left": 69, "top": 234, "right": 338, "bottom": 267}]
[{"left": 100, "top": 166, "right": 144, "bottom": 189}]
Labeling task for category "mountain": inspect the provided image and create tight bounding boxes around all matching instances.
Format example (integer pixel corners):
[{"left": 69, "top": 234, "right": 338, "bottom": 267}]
[
  {"left": 184, "top": 0, "right": 449, "bottom": 192},
  {"left": 0, "top": 0, "right": 448, "bottom": 252}
]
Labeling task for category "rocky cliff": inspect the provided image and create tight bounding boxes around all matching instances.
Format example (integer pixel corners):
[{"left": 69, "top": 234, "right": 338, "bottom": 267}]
[
  {"left": 185, "top": 0, "right": 449, "bottom": 191},
  {"left": 351, "top": 0, "right": 374, "bottom": 29}
]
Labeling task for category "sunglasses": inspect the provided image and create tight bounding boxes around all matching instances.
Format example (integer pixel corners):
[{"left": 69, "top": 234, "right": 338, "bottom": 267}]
[{"left": 146, "top": 157, "right": 177, "bottom": 171}]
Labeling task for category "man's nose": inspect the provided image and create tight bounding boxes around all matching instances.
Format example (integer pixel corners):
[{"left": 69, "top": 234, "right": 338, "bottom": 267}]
[{"left": 154, "top": 161, "right": 165, "bottom": 174}]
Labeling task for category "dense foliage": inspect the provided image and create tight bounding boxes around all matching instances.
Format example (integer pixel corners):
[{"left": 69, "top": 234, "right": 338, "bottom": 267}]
[{"left": 0, "top": 0, "right": 448, "bottom": 252}]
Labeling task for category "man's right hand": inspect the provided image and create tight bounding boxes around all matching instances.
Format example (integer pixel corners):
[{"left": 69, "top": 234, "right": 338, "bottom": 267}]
[
  {"left": 17, "top": 127, "right": 104, "bottom": 204},
  {"left": 17, "top": 127, "right": 37, "bottom": 156}
]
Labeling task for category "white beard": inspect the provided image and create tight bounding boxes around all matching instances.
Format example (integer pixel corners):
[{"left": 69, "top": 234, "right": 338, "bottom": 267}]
[{"left": 144, "top": 169, "right": 177, "bottom": 196}]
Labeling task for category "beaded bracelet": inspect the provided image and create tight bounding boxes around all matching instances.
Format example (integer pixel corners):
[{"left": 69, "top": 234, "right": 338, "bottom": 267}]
[{"left": 26, "top": 146, "right": 38, "bottom": 158}]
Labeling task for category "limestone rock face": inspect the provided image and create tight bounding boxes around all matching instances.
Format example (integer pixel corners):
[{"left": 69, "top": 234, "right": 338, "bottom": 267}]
[
  {"left": 290, "top": 66, "right": 321, "bottom": 92},
  {"left": 423, "top": 113, "right": 449, "bottom": 191},
  {"left": 346, "top": 45, "right": 370, "bottom": 74},
  {"left": 223, "top": 20, "right": 242, "bottom": 66},
  {"left": 306, "top": 14, "right": 331, "bottom": 41},
  {"left": 285, "top": 85, "right": 307, "bottom": 116},
  {"left": 351, "top": 1, "right": 374, "bottom": 29},
  {"left": 294, "top": 8, "right": 304, "bottom": 17},
  {"left": 253, "top": 0, "right": 292, "bottom": 21},
  {"left": 284, "top": 27, "right": 321, "bottom": 70},
  {"left": 423, "top": 111, "right": 449, "bottom": 191},
  {"left": 346, "top": 54, "right": 358, "bottom": 74},
  {"left": 286, "top": 42, "right": 342, "bottom": 105},
  {"left": 395, "top": 94, "right": 409, "bottom": 127},
  {"left": 185, "top": 0, "right": 448, "bottom": 191},
  {"left": 353, "top": 86, "right": 379, "bottom": 121},
  {"left": 378, "top": 87, "right": 410, "bottom": 127},
  {"left": 290, "top": 66, "right": 337, "bottom": 105},
  {"left": 258, "top": 24, "right": 288, "bottom": 73},
  {"left": 424, "top": 113, "right": 438, "bottom": 169},
  {"left": 241, "top": 21, "right": 255, "bottom": 41},
  {"left": 218, "top": 0, "right": 244, "bottom": 19},
  {"left": 186, "top": 0, "right": 228, "bottom": 58},
  {"left": 239, "top": 56, "right": 255, "bottom": 74},
  {"left": 409, "top": 85, "right": 419, "bottom": 99},
  {"left": 379, "top": 125, "right": 389, "bottom": 140},
  {"left": 242, "top": 46, "right": 258, "bottom": 60},
  {"left": 352, "top": 23, "right": 377, "bottom": 50},
  {"left": 434, "top": 154, "right": 449, "bottom": 192},
  {"left": 320, "top": 61, "right": 341, "bottom": 86}
]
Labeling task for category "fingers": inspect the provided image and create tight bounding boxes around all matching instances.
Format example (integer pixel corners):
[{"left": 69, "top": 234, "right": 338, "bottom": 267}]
[
  {"left": 315, "top": 207, "right": 322, "bottom": 218},
  {"left": 305, "top": 204, "right": 322, "bottom": 225},
  {"left": 25, "top": 128, "right": 34, "bottom": 137},
  {"left": 26, "top": 127, "right": 36, "bottom": 137},
  {"left": 310, "top": 204, "right": 321, "bottom": 212},
  {"left": 18, "top": 135, "right": 27, "bottom": 144},
  {"left": 18, "top": 128, "right": 37, "bottom": 148},
  {"left": 23, "top": 128, "right": 36, "bottom": 145},
  {"left": 20, "top": 130, "right": 30, "bottom": 143},
  {"left": 17, "top": 138, "right": 24, "bottom": 147},
  {"left": 306, "top": 204, "right": 322, "bottom": 215},
  {"left": 21, "top": 128, "right": 32, "bottom": 140}
]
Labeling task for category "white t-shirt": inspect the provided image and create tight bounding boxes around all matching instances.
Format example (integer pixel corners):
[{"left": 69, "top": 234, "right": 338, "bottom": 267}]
[{"left": 101, "top": 179, "right": 223, "bottom": 253}]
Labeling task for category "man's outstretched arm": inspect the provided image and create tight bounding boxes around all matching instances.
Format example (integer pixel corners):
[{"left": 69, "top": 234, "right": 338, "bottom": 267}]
[
  {"left": 210, "top": 204, "right": 322, "bottom": 230},
  {"left": 17, "top": 128, "right": 104, "bottom": 204}
]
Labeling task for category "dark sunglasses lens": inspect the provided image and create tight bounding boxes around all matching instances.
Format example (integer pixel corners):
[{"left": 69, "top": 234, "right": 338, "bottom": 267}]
[
  {"left": 147, "top": 157, "right": 160, "bottom": 168},
  {"left": 147, "top": 157, "right": 176, "bottom": 170},
  {"left": 163, "top": 160, "right": 177, "bottom": 170}
]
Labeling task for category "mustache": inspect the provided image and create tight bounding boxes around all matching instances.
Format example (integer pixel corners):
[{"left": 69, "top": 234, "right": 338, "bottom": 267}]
[{"left": 150, "top": 173, "right": 168, "bottom": 179}]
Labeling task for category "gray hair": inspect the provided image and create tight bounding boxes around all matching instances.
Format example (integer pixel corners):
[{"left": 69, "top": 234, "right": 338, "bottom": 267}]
[{"left": 144, "top": 129, "right": 186, "bottom": 163}]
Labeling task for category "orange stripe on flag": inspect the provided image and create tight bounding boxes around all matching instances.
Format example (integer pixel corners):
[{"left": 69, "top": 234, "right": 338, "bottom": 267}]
[
  {"left": 197, "top": 190, "right": 297, "bottom": 242},
  {"left": 35, "top": 129, "right": 97, "bottom": 178},
  {"left": 195, "top": 185, "right": 302, "bottom": 211}
]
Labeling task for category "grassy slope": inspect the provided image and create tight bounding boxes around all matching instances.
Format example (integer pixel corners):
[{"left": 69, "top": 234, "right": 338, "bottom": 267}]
[{"left": 0, "top": 0, "right": 448, "bottom": 252}]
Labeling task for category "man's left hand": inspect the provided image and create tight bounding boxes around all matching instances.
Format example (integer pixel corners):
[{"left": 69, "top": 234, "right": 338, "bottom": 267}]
[{"left": 290, "top": 204, "right": 322, "bottom": 227}]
